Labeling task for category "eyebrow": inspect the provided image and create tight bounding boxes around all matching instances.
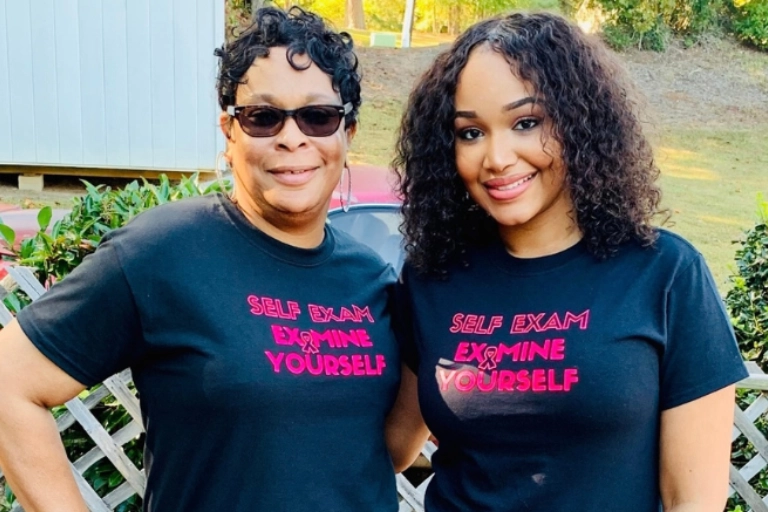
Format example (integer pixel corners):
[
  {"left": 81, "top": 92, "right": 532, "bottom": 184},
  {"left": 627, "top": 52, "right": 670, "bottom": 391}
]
[{"left": 455, "top": 96, "right": 538, "bottom": 119}]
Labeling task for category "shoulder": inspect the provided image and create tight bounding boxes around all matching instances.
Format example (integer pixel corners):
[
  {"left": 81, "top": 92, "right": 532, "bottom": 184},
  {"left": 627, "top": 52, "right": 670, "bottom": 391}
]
[
  {"left": 651, "top": 229, "right": 701, "bottom": 260},
  {"left": 618, "top": 228, "right": 703, "bottom": 270},
  {"left": 607, "top": 229, "right": 714, "bottom": 294},
  {"left": 121, "top": 195, "right": 223, "bottom": 234},
  {"left": 99, "top": 194, "right": 225, "bottom": 258}
]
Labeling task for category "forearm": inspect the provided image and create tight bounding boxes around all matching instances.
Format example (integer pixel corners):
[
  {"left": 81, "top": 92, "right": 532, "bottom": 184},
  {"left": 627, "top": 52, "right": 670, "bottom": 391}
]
[
  {"left": 660, "top": 387, "right": 735, "bottom": 512},
  {"left": 0, "top": 397, "right": 88, "bottom": 512},
  {"left": 385, "top": 365, "right": 430, "bottom": 473}
]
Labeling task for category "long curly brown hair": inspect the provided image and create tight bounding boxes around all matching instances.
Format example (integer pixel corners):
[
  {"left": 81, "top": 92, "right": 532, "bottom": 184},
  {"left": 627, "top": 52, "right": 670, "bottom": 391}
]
[{"left": 394, "top": 12, "right": 665, "bottom": 276}]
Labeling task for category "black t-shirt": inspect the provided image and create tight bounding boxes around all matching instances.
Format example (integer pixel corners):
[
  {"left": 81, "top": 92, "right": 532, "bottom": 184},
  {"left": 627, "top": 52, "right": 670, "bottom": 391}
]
[
  {"left": 398, "top": 230, "right": 747, "bottom": 512},
  {"left": 18, "top": 194, "right": 401, "bottom": 512}
]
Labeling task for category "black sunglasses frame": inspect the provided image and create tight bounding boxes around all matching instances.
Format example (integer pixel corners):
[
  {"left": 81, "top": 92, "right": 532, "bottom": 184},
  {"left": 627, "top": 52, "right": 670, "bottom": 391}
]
[{"left": 226, "top": 102, "right": 353, "bottom": 138}]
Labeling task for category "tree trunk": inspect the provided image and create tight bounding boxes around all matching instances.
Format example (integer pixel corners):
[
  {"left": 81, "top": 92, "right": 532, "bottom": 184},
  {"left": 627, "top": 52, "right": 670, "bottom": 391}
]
[
  {"left": 448, "top": 2, "right": 460, "bottom": 35},
  {"left": 345, "top": 0, "right": 366, "bottom": 29},
  {"left": 401, "top": 0, "right": 416, "bottom": 48}
]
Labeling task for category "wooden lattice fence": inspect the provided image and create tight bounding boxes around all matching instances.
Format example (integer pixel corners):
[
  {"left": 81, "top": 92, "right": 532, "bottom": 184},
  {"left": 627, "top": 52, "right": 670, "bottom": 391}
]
[
  {"left": 2, "top": 264, "right": 768, "bottom": 511},
  {"left": 730, "top": 361, "right": 768, "bottom": 512}
]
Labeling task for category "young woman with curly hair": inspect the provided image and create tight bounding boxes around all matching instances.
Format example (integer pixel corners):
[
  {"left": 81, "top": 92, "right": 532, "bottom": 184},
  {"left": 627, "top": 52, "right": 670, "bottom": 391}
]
[{"left": 385, "top": 12, "right": 747, "bottom": 512}]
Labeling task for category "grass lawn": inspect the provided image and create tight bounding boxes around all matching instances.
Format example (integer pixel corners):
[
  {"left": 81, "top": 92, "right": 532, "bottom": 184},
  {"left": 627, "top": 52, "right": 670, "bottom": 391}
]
[
  {"left": 349, "top": 101, "right": 405, "bottom": 165},
  {"left": 655, "top": 126, "right": 768, "bottom": 289}
]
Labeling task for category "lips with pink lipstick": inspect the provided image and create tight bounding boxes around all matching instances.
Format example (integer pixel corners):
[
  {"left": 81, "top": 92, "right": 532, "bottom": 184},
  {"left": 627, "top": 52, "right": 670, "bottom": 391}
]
[
  {"left": 483, "top": 171, "right": 538, "bottom": 201},
  {"left": 268, "top": 165, "right": 320, "bottom": 186}
]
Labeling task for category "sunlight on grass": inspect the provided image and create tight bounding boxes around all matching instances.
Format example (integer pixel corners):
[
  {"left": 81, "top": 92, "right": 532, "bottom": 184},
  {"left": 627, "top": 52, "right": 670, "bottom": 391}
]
[
  {"left": 698, "top": 215, "right": 743, "bottom": 226},
  {"left": 659, "top": 163, "right": 719, "bottom": 181},
  {"left": 657, "top": 147, "right": 720, "bottom": 181}
]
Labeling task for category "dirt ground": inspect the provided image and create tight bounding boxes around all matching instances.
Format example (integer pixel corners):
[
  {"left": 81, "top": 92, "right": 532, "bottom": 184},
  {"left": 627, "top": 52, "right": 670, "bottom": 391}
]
[
  {"left": 356, "top": 37, "right": 768, "bottom": 128},
  {"left": 1, "top": 37, "right": 766, "bottom": 207}
]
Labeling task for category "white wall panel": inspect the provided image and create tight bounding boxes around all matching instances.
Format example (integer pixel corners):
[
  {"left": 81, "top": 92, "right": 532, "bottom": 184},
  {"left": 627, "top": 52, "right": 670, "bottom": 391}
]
[
  {"left": 0, "top": 1, "right": 13, "bottom": 162},
  {"left": 54, "top": 0, "right": 84, "bottom": 165},
  {"left": 149, "top": 0, "right": 175, "bottom": 168},
  {"left": 103, "top": 0, "right": 130, "bottom": 167},
  {"left": 30, "top": 0, "right": 60, "bottom": 164},
  {"left": 78, "top": 0, "right": 107, "bottom": 165},
  {"left": 5, "top": 2, "right": 36, "bottom": 162},
  {"left": 126, "top": 0, "right": 153, "bottom": 168},
  {"left": 0, "top": 0, "right": 223, "bottom": 172}
]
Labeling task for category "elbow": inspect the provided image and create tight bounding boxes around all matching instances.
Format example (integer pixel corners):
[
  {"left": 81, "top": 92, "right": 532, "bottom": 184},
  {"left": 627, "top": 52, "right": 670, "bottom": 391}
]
[
  {"left": 392, "top": 456, "right": 414, "bottom": 474},
  {"left": 388, "top": 441, "right": 423, "bottom": 474}
]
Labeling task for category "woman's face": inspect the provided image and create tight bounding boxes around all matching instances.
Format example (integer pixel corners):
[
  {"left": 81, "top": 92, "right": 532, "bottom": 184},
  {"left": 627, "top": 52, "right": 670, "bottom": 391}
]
[
  {"left": 220, "top": 47, "right": 354, "bottom": 231},
  {"left": 453, "top": 46, "right": 575, "bottom": 243}
]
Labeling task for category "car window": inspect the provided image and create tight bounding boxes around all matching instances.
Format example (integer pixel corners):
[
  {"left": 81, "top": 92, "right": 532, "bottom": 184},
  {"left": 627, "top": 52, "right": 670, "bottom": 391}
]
[{"left": 328, "top": 207, "right": 404, "bottom": 272}]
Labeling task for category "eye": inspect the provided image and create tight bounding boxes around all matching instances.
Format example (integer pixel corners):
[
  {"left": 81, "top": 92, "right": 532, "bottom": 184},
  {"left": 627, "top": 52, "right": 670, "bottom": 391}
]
[
  {"left": 457, "top": 128, "right": 483, "bottom": 141},
  {"left": 514, "top": 118, "right": 540, "bottom": 131}
]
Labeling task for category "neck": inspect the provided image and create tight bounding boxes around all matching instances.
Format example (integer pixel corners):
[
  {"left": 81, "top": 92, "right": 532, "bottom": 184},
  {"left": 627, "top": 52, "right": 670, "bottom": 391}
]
[
  {"left": 231, "top": 195, "right": 327, "bottom": 249},
  {"left": 500, "top": 221, "right": 583, "bottom": 258},
  {"left": 498, "top": 193, "right": 582, "bottom": 258}
]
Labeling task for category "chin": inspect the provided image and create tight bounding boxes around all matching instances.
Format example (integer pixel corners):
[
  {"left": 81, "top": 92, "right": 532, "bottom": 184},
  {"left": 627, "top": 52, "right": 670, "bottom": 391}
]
[
  {"left": 272, "top": 199, "right": 326, "bottom": 216},
  {"left": 488, "top": 212, "right": 532, "bottom": 228}
]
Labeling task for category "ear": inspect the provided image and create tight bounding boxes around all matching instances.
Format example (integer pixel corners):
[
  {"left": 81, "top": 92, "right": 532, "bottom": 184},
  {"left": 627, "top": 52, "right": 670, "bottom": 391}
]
[
  {"left": 345, "top": 122, "right": 358, "bottom": 145},
  {"left": 219, "top": 111, "right": 233, "bottom": 140}
]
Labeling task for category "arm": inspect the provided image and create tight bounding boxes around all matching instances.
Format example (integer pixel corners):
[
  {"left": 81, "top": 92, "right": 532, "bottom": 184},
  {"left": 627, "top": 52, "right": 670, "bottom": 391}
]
[
  {"left": 385, "top": 365, "right": 431, "bottom": 473},
  {"left": 659, "top": 385, "right": 736, "bottom": 512},
  {"left": 0, "top": 319, "right": 89, "bottom": 512}
]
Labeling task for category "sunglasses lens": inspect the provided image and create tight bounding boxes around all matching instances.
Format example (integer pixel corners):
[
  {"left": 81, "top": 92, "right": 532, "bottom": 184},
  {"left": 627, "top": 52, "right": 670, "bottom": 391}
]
[
  {"left": 235, "top": 105, "right": 345, "bottom": 137},
  {"left": 240, "top": 107, "right": 284, "bottom": 137},
  {"left": 296, "top": 107, "right": 343, "bottom": 137}
]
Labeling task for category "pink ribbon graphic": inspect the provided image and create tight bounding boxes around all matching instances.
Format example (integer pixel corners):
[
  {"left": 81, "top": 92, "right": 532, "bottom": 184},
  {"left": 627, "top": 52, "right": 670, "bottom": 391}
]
[
  {"left": 478, "top": 346, "right": 497, "bottom": 370},
  {"left": 300, "top": 332, "right": 319, "bottom": 354}
]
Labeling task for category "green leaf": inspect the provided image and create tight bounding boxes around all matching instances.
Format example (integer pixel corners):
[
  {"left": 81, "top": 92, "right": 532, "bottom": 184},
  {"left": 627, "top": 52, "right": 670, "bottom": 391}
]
[
  {"left": 4, "top": 484, "right": 15, "bottom": 503},
  {"left": 2, "top": 292, "right": 22, "bottom": 313},
  {"left": 0, "top": 223, "right": 15, "bottom": 247},
  {"left": 108, "top": 470, "right": 124, "bottom": 488},
  {"left": 37, "top": 206, "right": 53, "bottom": 231}
]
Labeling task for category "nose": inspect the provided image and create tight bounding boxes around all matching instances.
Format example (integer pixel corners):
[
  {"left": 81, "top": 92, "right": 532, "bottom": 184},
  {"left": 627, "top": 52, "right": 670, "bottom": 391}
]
[
  {"left": 275, "top": 116, "right": 309, "bottom": 151},
  {"left": 482, "top": 132, "right": 519, "bottom": 174}
]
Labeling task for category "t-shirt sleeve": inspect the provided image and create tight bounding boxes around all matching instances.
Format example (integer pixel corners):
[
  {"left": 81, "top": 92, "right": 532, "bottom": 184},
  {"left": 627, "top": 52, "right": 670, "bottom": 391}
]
[
  {"left": 391, "top": 265, "right": 420, "bottom": 374},
  {"left": 16, "top": 235, "right": 145, "bottom": 387},
  {"left": 660, "top": 252, "right": 748, "bottom": 410}
]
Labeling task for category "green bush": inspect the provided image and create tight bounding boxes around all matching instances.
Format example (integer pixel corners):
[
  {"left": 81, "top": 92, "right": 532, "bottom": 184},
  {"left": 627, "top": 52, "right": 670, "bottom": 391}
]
[
  {"left": 0, "top": 175, "right": 225, "bottom": 512},
  {"left": 602, "top": 16, "right": 670, "bottom": 50},
  {"left": 731, "top": 0, "right": 768, "bottom": 51},
  {"left": 561, "top": 0, "right": 728, "bottom": 51},
  {"left": 671, "top": 0, "right": 728, "bottom": 36},
  {"left": 725, "top": 198, "right": 768, "bottom": 511},
  {"left": 726, "top": 201, "right": 768, "bottom": 368}
]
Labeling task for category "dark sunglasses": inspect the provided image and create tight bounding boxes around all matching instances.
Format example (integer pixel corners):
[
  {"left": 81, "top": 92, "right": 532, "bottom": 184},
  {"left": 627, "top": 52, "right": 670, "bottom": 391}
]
[{"left": 226, "top": 102, "right": 353, "bottom": 138}]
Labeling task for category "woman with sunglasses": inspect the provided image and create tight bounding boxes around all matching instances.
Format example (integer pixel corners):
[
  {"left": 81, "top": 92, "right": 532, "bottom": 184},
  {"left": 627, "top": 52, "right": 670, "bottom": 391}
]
[
  {"left": 385, "top": 12, "right": 747, "bottom": 512},
  {"left": 0, "top": 7, "right": 401, "bottom": 512}
]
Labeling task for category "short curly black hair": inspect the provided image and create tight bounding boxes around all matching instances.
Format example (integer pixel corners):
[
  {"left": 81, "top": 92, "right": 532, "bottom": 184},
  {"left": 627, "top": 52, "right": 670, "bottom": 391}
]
[
  {"left": 215, "top": 6, "right": 361, "bottom": 127},
  {"left": 395, "top": 12, "right": 664, "bottom": 276}
]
